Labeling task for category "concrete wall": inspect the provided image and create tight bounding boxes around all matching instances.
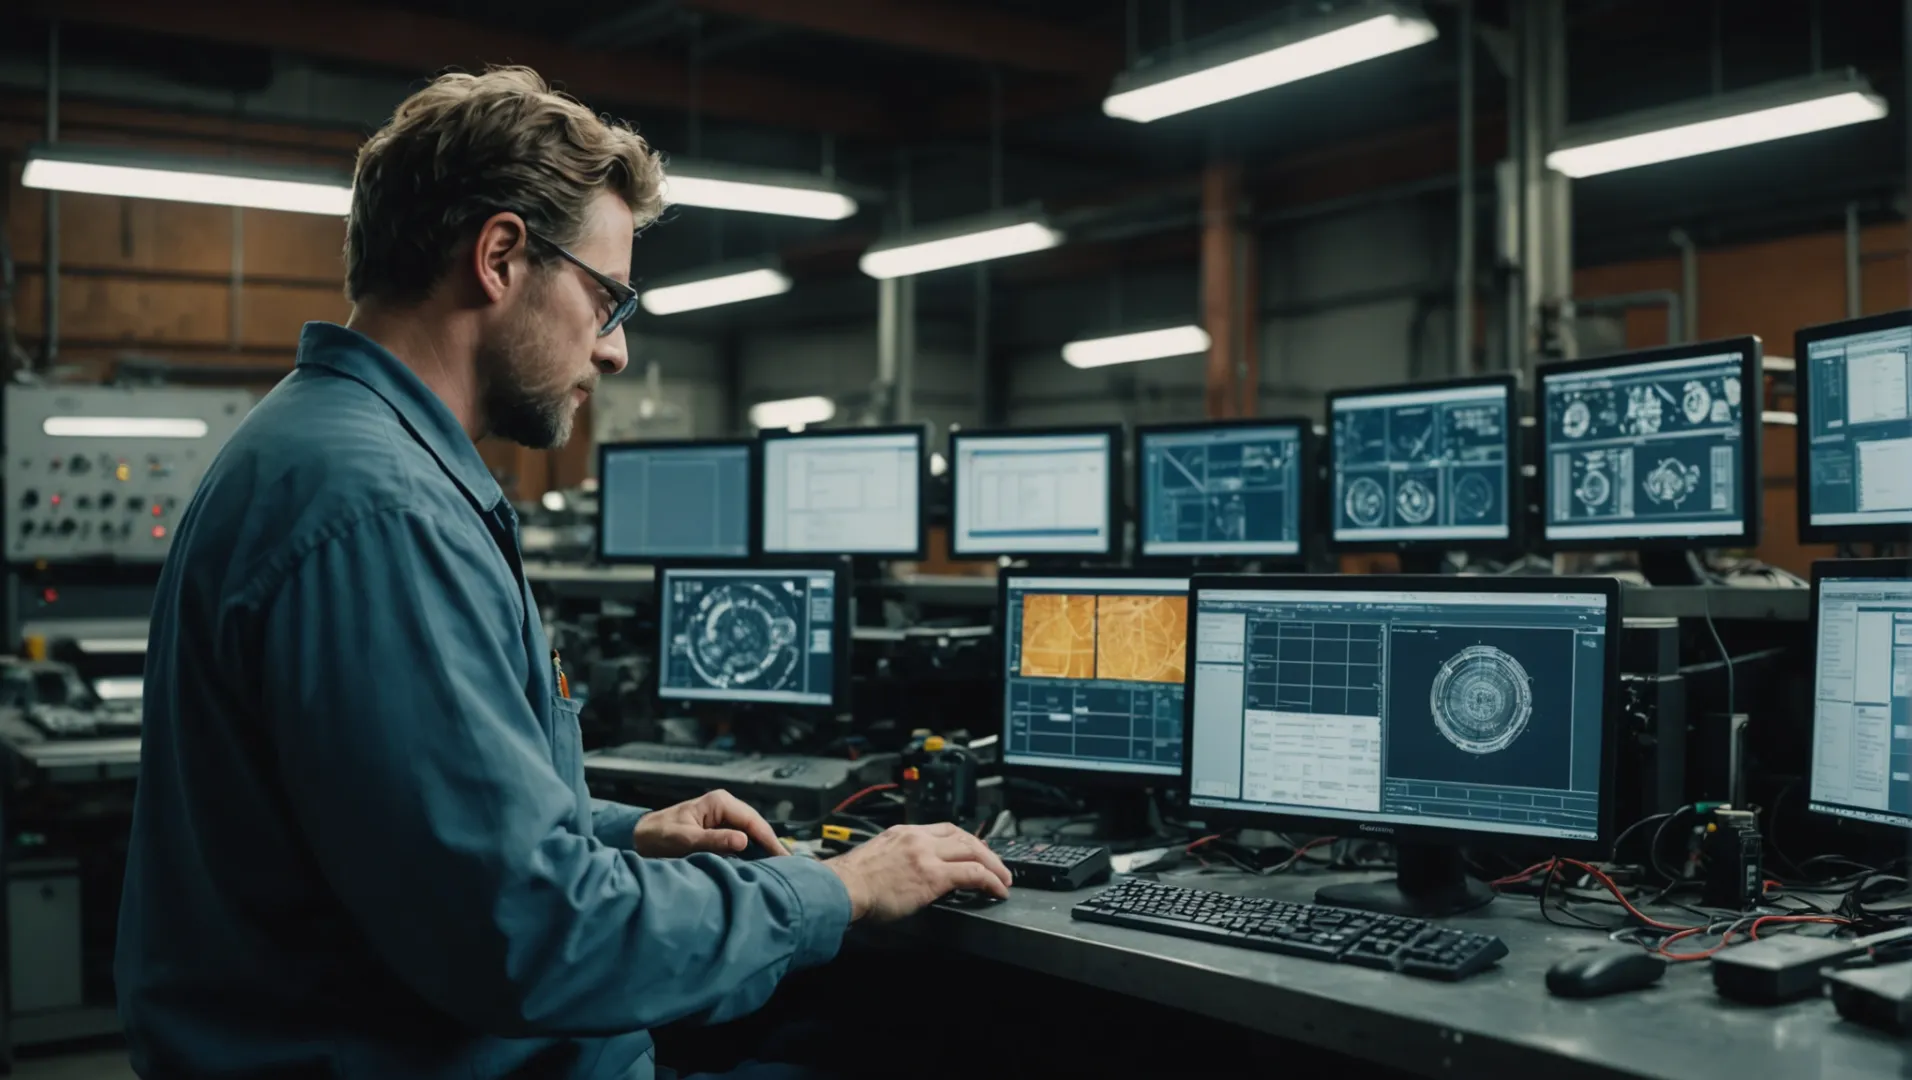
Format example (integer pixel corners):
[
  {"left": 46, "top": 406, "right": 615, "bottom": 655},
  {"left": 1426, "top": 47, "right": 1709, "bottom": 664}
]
[
  {"left": 591, "top": 333, "right": 729, "bottom": 450},
  {"left": 738, "top": 324, "right": 980, "bottom": 449}
]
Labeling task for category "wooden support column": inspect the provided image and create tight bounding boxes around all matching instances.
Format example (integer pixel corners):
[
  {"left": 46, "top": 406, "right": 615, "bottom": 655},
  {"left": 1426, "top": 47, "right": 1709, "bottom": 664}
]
[{"left": 1202, "top": 161, "right": 1257, "bottom": 418}]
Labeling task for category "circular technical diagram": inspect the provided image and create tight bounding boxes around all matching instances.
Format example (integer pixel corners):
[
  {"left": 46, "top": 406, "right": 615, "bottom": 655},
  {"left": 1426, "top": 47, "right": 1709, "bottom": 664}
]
[
  {"left": 687, "top": 583, "right": 800, "bottom": 690},
  {"left": 1396, "top": 478, "right": 1437, "bottom": 525},
  {"left": 1345, "top": 476, "right": 1386, "bottom": 528},
  {"left": 1643, "top": 457, "right": 1701, "bottom": 508},
  {"left": 1681, "top": 380, "right": 1712, "bottom": 424},
  {"left": 1576, "top": 469, "right": 1611, "bottom": 509},
  {"left": 1561, "top": 399, "right": 1592, "bottom": 439},
  {"left": 1723, "top": 375, "right": 1741, "bottom": 407},
  {"left": 1453, "top": 473, "right": 1494, "bottom": 521},
  {"left": 1623, "top": 386, "right": 1664, "bottom": 435},
  {"left": 1429, "top": 645, "right": 1533, "bottom": 755}
]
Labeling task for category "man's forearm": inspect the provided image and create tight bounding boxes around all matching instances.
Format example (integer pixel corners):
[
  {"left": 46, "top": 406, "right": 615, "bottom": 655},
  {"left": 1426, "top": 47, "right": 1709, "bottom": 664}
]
[{"left": 590, "top": 799, "right": 648, "bottom": 850}]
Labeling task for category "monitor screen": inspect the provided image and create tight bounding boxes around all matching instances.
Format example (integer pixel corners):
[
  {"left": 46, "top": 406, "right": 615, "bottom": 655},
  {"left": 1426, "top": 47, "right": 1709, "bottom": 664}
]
[
  {"left": 599, "top": 442, "right": 751, "bottom": 560},
  {"left": 761, "top": 430, "right": 921, "bottom": 555},
  {"left": 952, "top": 431, "right": 1114, "bottom": 556},
  {"left": 1542, "top": 349, "right": 1750, "bottom": 542},
  {"left": 1001, "top": 575, "right": 1187, "bottom": 778},
  {"left": 1138, "top": 423, "right": 1305, "bottom": 558},
  {"left": 1329, "top": 381, "right": 1512, "bottom": 544},
  {"left": 657, "top": 567, "right": 841, "bottom": 707},
  {"left": 1804, "top": 322, "right": 1912, "bottom": 532},
  {"left": 1186, "top": 584, "right": 1610, "bottom": 843},
  {"left": 1810, "top": 572, "right": 1912, "bottom": 830}
]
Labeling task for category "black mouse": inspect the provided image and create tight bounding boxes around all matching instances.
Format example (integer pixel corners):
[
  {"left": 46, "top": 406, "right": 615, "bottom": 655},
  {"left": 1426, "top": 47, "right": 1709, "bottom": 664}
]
[
  {"left": 734, "top": 837, "right": 785, "bottom": 861},
  {"left": 1546, "top": 945, "right": 1667, "bottom": 998},
  {"left": 934, "top": 889, "right": 1006, "bottom": 909}
]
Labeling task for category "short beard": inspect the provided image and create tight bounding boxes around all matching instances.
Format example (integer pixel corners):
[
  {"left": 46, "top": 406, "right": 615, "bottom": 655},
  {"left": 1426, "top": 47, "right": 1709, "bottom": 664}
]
[{"left": 477, "top": 292, "right": 574, "bottom": 451}]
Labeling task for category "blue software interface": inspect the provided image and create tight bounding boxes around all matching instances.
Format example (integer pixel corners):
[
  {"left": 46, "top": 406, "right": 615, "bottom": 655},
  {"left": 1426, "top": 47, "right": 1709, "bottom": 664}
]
[
  {"left": 1805, "top": 324, "right": 1912, "bottom": 531},
  {"left": 953, "top": 432, "right": 1112, "bottom": 556},
  {"left": 1543, "top": 350, "right": 1748, "bottom": 541},
  {"left": 1810, "top": 576, "right": 1912, "bottom": 830},
  {"left": 1187, "top": 586, "right": 1609, "bottom": 841},
  {"left": 1139, "top": 425, "right": 1303, "bottom": 557},
  {"left": 658, "top": 567, "right": 837, "bottom": 707},
  {"left": 600, "top": 443, "right": 750, "bottom": 559},
  {"left": 1330, "top": 383, "right": 1511, "bottom": 543},
  {"left": 1001, "top": 575, "right": 1187, "bottom": 777}
]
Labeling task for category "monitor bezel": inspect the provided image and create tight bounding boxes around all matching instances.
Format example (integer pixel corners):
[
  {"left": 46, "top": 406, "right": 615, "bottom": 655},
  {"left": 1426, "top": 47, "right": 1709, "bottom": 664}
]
[
  {"left": 1180, "top": 572, "right": 1622, "bottom": 858},
  {"left": 1795, "top": 310, "right": 1912, "bottom": 545},
  {"left": 651, "top": 559, "right": 854, "bottom": 713},
  {"left": 1132, "top": 416, "right": 1316, "bottom": 566},
  {"left": 995, "top": 567, "right": 1192, "bottom": 790},
  {"left": 756, "top": 423, "right": 931, "bottom": 560},
  {"left": 1805, "top": 557, "right": 1912, "bottom": 832},
  {"left": 1535, "top": 336, "right": 1765, "bottom": 552},
  {"left": 949, "top": 424, "right": 1125, "bottom": 560},
  {"left": 1322, "top": 374, "right": 1523, "bottom": 555},
  {"left": 594, "top": 437, "right": 760, "bottom": 565}
]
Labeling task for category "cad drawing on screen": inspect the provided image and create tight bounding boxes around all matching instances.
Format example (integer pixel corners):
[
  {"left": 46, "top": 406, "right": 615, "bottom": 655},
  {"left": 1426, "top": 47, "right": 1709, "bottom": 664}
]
[
  {"left": 1454, "top": 473, "right": 1494, "bottom": 521},
  {"left": 1396, "top": 477, "right": 1437, "bottom": 524},
  {"left": 684, "top": 580, "right": 802, "bottom": 692},
  {"left": 1643, "top": 457, "right": 1701, "bottom": 508},
  {"left": 1428, "top": 644, "right": 1533, "bottom": 755},
  {"left": 1346, "top": 476, "right": 1387, "bottom": 528}
]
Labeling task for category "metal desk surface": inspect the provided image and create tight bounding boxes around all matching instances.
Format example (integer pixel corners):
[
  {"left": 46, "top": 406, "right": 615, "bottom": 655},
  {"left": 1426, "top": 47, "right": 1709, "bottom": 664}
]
[{"left": 915, "top": 867, "right": 1900, "bottom": 1080}]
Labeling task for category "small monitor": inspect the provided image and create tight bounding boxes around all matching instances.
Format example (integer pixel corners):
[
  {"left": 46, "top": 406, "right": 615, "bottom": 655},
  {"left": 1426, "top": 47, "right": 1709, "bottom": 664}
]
[
  {"left": 1538, "top": 338, "right": 1762, "bottom": 549},
  {"left": 597, "top": 439, "right": 754, "bottom": 562},
  {"left": 1808, "top": 559, "right": 1912, "bottom": 830},
  {"left": 1797, "top": 311, "right": 1912, "bottom": 544},
  {"left": 999, "top": 572, "right": 1188, "bottom": 781},
  {"left": 655, "top": 565, "right": 848, "bottom": 709},
  {"left": 1185, "top": 574, "right": 1618, "bottom": 915},
  {"left": 951, "top": 427, "right": 1120, "bottom": 558},
  {"left": 1136, "top": 419, "right": 1310, "bottom": 560},
  {"left": 1326, "top": 376, "right": 1517, "bottom": 549},
  {"left": 759, "top": 426, "right": 925, "bottom": 558}
]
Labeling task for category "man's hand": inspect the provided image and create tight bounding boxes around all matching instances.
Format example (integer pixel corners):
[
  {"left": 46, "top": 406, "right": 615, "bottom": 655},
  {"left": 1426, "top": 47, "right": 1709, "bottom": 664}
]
[
  {"left": 632, "top": 790, "right": 783, "bottom": 859},
  {"left": 823, "top": 824, "right": 1012, "bottom": 922}
]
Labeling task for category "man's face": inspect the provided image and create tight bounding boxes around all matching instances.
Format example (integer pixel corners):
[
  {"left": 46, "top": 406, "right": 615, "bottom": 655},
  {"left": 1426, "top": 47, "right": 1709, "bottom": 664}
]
[{"left": 478, "top": 191, "right": 633, "bottom": 449}]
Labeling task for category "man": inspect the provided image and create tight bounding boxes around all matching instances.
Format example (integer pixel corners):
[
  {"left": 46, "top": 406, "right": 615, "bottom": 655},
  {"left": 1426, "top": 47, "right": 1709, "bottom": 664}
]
[{"left": 116, "top": 67, "right": 1011, "bottom": 1079}]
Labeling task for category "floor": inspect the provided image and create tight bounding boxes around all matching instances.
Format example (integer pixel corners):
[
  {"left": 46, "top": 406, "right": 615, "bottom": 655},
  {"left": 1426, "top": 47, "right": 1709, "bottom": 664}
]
[{"left": 10, "top": 1047, "right": 135, "bottom": 1079}]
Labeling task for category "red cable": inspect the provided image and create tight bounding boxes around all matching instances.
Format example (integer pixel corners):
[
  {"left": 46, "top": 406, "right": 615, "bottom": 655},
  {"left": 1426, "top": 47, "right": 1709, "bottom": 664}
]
[
  {"left": 832, "top": 783, "right": 897, "bottom": 815},
  {"left": 1186, "top": 833, "right": 1223, "bottom": 853}
]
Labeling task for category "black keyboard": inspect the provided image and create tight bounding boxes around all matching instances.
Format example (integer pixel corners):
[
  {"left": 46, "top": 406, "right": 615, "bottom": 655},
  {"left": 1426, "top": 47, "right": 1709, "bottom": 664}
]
[
  {"left": 602, "top": 744, "right": 742, "bottom": 766},
  {"left": 988, "top": 838, "right": 1112, "bottom": 891},
  {"left": 1072, "top": 878, "right": 1508, "bottom": 980}
]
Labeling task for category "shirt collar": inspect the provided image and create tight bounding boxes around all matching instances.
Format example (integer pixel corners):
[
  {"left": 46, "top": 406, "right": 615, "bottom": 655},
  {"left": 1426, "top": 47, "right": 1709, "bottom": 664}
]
[{"left": 293, "top": 321, "right": 507, "bottom": 513}]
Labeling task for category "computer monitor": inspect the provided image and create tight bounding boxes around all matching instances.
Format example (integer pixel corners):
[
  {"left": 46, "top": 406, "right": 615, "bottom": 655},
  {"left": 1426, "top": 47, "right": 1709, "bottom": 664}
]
[
  {"left": 596, "top": 439, "right": 755, "bottom": 562},
  {"left": 1135, "top": 419, "right": 1311, "bottom": 561},
  {"left": 950, "top": 427, "right": 1121, "bottom": 559},
  {"left": 759, "top": 426, "right": 926, "bottom": 558},
  {"left": 1325, "top": 375, "right": 1518, "bottom": 552},
  {"left": 655, "top": 565, "right": 849, "bottom": 710},
  {"left": 1797, "top": 311, "right": 1912, "bottom": 544},
  {"left": 1808, "top": 558, "right": 1912, "bottom": 830},
  {"left": 1184, "top": 573, "right": 1619, "bottom": 916},
  {"left": 1538, "top": 337, "right": 1763, "bottom": 550}
]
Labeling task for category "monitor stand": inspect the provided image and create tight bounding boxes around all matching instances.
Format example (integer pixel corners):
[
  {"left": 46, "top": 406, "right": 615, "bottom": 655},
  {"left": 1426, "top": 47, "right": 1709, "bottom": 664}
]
[
  {"left": 1314, "top": 842, "right": 1494, "bottom": 918},
  {"left": 1639, "top": 550, "right": 1703, "bottom": 586},
  {"left": 1078, "top": 788, "right": 1161, "bottom": 853}
]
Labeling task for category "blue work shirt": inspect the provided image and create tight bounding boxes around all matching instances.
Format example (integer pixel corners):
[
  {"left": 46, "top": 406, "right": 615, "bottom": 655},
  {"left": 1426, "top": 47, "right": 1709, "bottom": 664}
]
[{"left": 117, "top": 322, "right": 852, "bottom": 1079}]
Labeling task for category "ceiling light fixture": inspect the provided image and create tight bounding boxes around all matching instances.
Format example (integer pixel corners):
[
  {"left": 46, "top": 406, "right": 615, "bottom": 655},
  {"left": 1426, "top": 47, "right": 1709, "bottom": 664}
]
[
  {"left": 22, "top": 144, "right": 352, "bottom": 216},
  {"left": 664, "top": 161, "right": 859, "bottom": 220},
  {"left": 749, "top": 396, "right": 837, "bottom": 432},
  {"left": 42, "top": 417, "right": 210, "bottom": 439},
  {"left": 859, "top": 209, "right": 1063, "bottom": 279},
  {"left": 1103, "top": 3, "right": 1438, "bottom": 123},
  {"left": 1547, "top": 69, "right": 1889, "bottom": 178},
  {"left": 640, "top": 262, "right": 793, "bottom": 315},
  {"left": 1062, "top": 325, "right": 1212, "bottom": 369}
]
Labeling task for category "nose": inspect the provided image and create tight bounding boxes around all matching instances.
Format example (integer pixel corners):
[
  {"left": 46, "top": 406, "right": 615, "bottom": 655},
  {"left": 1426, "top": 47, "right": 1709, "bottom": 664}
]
[{"left": 593, "top": 329, "right": 629, "bottom": 377}]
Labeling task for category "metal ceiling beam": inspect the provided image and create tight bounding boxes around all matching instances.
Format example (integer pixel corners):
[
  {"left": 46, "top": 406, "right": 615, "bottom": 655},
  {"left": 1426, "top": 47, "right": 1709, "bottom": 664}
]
[
  {"left": 678, "top": 0, "right": 1121, "bottom": 76},
  {"left": 35, "top": 0, "right": 894, "bottom": 135}
]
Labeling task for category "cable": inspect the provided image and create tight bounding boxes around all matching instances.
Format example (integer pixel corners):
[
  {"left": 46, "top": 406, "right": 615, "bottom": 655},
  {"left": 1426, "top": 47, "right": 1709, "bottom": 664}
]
[
  {"left": 1648, "top": 805, "right": 1696, "bottom": 885},
  {"left": 1697, "top": 568, "right": 1735, "bottom": 726},
  {"left": 1608, "top": 811, "right": 1674, "bottom": 865},
  {"left": 832, "top": 783, "right": 898, "bottom": 815}
]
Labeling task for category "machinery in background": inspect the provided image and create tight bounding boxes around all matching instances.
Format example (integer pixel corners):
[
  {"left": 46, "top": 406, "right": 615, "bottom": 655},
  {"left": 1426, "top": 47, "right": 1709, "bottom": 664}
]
[{"left": 899, "top": 732, "right": 978, "bottom": 826}]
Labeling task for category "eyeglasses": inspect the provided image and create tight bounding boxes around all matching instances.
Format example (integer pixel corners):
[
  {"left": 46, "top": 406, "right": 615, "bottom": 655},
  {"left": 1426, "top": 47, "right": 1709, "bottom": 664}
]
[{"left": 525, "top": 228, "right": 639, "bottom": 337}]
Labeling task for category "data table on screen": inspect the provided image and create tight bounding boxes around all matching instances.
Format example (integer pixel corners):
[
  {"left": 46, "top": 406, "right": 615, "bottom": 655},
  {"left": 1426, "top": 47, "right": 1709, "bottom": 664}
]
[
  {"left": 1810, "top": 578, "right": 1912, "bottom": 827},
  {"left": 599, "top": 443, "right": 751, "bottom": 560},
  {"left": 1806, "top": 324, "right": 1912, "bottom": 530},
  {"left": 954, "top": 433, "right": 1112, "bottom": 555},
  {"left": 761, "top": 432, "right": 920, "bottom": 555}
]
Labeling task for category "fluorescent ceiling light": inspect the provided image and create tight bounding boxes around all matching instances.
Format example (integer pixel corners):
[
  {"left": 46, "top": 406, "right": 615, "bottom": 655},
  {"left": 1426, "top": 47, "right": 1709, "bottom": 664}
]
[
  {"left": 1104, "top": 5, "right": 1438, "bottom": 123},
  {"left": 77, "top": 639, "right": 148, "bottom": 655},
  {"left": 1547, "top": 70, "right": 1888, "bottom": 178},
  {"left": 43, "top": 417, "right": 209, "bottom": 439},
  {"left": 860, "top": 210, "right": 1063, "bottom": 279},
  {"left": 1063, "top": 325, "right": 1211, "bottom": 369},
  {"left": 641, "top": 265, "right": 793, "bottom": 315},
  {"left": 664, "top": 162, "right": 858, "bottom": 220},
  {"left": 23, "top": 144, "right": 351, "bottom": 215},
  {"left": 749, "top": 396, "right": 836, "bottom": 431},
  {"left": 94, "top": 677, "right": 144, "bottom": 701}
]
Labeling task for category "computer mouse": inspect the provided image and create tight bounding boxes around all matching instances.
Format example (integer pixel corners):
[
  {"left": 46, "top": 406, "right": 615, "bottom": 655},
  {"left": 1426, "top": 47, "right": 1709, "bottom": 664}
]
[
  {"left": 734, "top": 837, "right": 786, "bottom": 861},
  {"left": 1546, "top": 945, "right": 1667, "bottom": 998},
  {"left": 934, "top": 889, "right": 1007, "bottom": 910}
]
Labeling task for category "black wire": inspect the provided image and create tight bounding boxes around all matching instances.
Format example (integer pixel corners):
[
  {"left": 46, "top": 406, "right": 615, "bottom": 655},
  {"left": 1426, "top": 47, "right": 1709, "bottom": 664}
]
[
  {"left": 1609, "top": 811, "right": 1673, "bottom": 865},
  {"left": 1648, "top": 805, "right": 1694, "bottom": 884},
  {"left": 1540, "top": 861, "right": 1631, "bottom": 932},
  {"left": 1697, "top": 564, "right": 1735, "bottom": 725}
]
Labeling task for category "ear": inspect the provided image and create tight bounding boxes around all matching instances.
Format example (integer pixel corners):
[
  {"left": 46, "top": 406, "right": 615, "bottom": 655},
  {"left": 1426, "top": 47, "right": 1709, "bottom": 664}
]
[{"left": 470, "top": 212, "right": 529, "bottom": 304}]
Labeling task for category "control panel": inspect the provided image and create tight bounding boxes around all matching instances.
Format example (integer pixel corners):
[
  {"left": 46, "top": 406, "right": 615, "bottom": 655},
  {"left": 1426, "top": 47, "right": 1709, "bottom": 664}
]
[{"left": 5, "top": 386, "right": 252, "bottom": 564}]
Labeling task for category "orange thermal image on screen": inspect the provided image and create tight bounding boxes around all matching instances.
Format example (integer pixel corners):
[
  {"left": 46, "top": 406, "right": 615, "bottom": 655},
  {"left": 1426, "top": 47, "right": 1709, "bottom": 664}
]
[
  {"left": 1095, "top": 594, "right": 1187, "bottom": 684},
  {"left": 1019, "top": 593, "right": 1096, "bottom": 679}
]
